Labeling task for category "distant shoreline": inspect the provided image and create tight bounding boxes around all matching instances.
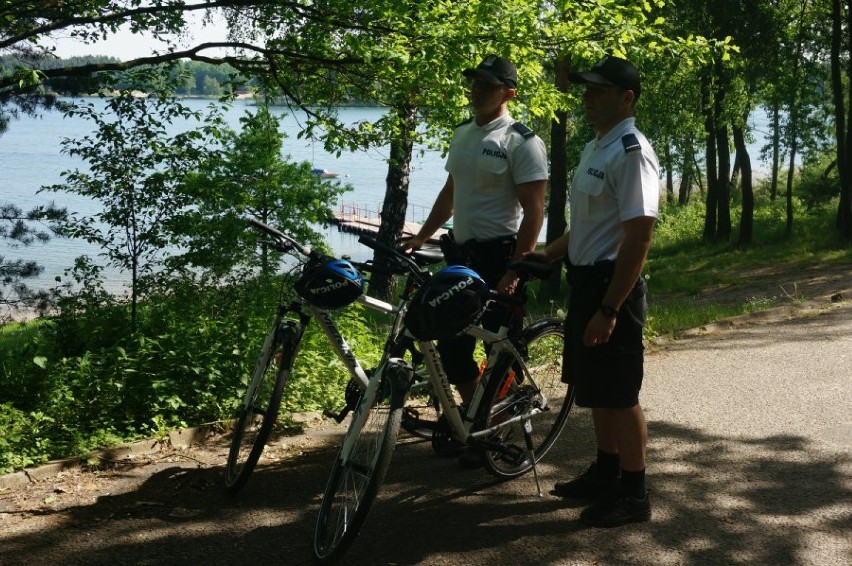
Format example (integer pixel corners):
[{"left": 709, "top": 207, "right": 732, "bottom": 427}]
[{"left": 55, "top": 93, "right": 384, "bottom": 108}]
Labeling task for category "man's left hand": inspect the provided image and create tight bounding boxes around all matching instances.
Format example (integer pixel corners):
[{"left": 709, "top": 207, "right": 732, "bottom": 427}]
[
  {"left": 497, "top": 270, "right": 518, "bottom": 294},
  {"left": 583, "top": 311, "right": 616, "bottom": 347}
]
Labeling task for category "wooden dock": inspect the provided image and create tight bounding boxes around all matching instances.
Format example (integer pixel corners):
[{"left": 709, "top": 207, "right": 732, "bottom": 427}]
[{"left": 330, "top": 204, "right": 448, "bottom": 244}]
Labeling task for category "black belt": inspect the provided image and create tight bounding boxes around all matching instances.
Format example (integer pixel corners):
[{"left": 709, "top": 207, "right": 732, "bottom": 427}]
[{"left": 564, "top": 259, "right": 615, "bottom": 286}]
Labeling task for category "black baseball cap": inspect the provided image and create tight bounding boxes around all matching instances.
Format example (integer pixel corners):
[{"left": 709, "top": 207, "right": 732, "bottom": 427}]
[
  {"left": 568, "top": 55, "right": 641, "bottom": 99},
  {"left": 462, "top": 55, "right": 518, "bottom": 88}
]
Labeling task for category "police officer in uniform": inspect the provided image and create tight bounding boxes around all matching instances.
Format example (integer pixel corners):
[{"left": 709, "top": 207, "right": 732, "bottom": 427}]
[
  {"left": 525, "top": 55, "right": 659, "bottom": 526},
  {"left": 405, "top": 54, "right": 548, "bottom": 410}
]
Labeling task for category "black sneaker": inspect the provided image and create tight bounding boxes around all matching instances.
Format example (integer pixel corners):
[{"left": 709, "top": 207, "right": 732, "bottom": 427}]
[
  {"left": 458, "top": 448, "right": 485, "bottom": 469},
  {"left": 550, "top": 463, "right": 619, "bottom": 500},
  {"left": 579, "top": 490, "right": 651, "bottom": 528},
  {"left": 431, "top": 414, "right": 466, "bottom": 457}
]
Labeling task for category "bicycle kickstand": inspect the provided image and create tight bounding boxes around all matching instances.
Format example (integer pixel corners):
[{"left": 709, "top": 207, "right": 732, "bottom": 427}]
[{"left": 523, "top": 418, "right": 544, "bottom": 497}]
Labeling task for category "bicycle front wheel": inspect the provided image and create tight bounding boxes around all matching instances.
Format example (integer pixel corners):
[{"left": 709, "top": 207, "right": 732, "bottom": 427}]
[
  {"left": 225, "top": 324, "right": 293, "bottom": 492},
  {"left": 314, "top": 372, "right": 403, "bottom": 564},
  {"left": 479, "top": 317, "right": 573, "bottom": 479}
]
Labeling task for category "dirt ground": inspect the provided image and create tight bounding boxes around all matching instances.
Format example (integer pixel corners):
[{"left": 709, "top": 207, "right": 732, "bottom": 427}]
[
  {"left": 0, "top": 260, "right": 849, "bottom": 565},
  {"left": 0, "top": 413, "right": 344, "bottom": 536}
]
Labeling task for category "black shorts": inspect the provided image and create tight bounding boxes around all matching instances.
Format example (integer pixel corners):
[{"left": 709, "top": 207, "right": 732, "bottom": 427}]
[{"left": 563, "top": 265, "right": 647, "bottom": 409}]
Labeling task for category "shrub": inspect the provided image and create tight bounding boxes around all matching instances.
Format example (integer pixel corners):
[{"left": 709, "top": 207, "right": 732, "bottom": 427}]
[{"left": 0, "top": 274, "right": 383, "bottom": 471}]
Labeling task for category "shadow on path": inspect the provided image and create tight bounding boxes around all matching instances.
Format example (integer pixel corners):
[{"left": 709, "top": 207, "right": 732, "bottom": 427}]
[{"left": 1, "top": 408, "right": 848, "bottom": 565}]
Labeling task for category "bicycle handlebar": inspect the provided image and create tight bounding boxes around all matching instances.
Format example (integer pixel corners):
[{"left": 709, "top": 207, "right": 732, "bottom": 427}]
[
  {"left": 487, "top": 289, "right": 525, "bottom": 307},
  {"left": 358, "top": 235, "right": 429, "bottom": 282},
  {"left": 485, "top": 261, "right": 553, "bottom": 308},
  {"left": 247, "top": 217, "right": 315, "bottom": 259},
  {"left": 508, "top": 260, "right": 553, "bottom": 281}
]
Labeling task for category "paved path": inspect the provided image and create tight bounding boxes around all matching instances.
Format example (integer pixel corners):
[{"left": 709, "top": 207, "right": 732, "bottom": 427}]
[{"left": 1, "top": 301, "right": 850, "bottom": 565}]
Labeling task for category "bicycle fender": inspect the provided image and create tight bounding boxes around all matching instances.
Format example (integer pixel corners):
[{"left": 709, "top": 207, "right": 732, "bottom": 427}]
[{"left": 522, "top": 316, "right": 564, "bottom": 338}]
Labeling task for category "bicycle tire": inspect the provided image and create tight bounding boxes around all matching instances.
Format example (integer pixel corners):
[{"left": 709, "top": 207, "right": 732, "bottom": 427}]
[
  {"left": 478, "top": 317, "right": 574, "bottom": 479},
  {"left": 313, "top": 373, "right": 403, "bottom": 564},
  {"left": 224, "top": 325, "right": 293, "bottom": 492}
]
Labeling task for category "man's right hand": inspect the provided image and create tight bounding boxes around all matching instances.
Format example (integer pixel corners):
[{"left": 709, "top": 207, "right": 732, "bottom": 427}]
[
  {"left": 400, "top": 235, "right": 426, "bottom": 253},
  {"left": 521, "top": 250, "right": 550, "bottom": 264}
]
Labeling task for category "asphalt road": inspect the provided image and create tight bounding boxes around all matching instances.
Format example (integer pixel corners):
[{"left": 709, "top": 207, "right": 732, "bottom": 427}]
[{"left": 1, "top": 300, "right": 850, "bottom": 566}]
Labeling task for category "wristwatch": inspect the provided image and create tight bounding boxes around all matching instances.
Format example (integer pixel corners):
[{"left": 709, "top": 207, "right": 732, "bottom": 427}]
[{"left": 599, "top": 304, "right": 619, "bottom": 319}]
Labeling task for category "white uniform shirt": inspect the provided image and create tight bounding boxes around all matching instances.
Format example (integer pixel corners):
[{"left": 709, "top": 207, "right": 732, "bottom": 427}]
[
  {"left": 445, "top": 113, "right": 548, "bottom": 244},
  {"left": 568, "top": 117, "right": 659, "bottom": 265}
]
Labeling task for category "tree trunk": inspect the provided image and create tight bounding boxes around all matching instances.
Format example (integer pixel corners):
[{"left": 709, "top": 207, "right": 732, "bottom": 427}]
[
  {"left": 370, "top": 102, "right": 416, "bottom": 301},
  {"left": 715, "top": 65, "right": 732, "bottom": 242},
  {"left": 693, "top": 153, "right": 706, "bottom": 195},
  {"left": 785, "top": 62, "right": 802, "bottom": 237},
  {"left": 783, "top": 0, "right": 809, "bottom": 237},
  {"left": 733, "top": 124, "right": 754, "bottom": 246},
  {"left": 131, "top": 256, "right": 138, "bottom": 332},
  {"left": 677, "top": 135, "right": 693, "bottom": 205},
  {"left": 542, "top": 54, "right": 572, "bottom": 298},
  {"left": 840, "top": 0, "right": 852, "bottom": 240},
  {"left": 664, "top": 139, "right": 675, "bottom": 204},
  {"left": 770, "top": 102, "right": 781, "bottom": 201},
  {"left": 702, "top": 72, "right": 718, "bottom": 242},
  {"left": 545, "top": 109, "right": 568, "bottom": 298},
  {"left": 677, "top": 164, "right": 691, "bottom": 205},
  {"left": 730, "top": 153, "right": 741, "bottom": 189},
  {"left": 785, "top": 138, "right": 798, "bottom": 236},
  {"left": 716, "top": 122, "right": 732, "bottom": 241}
]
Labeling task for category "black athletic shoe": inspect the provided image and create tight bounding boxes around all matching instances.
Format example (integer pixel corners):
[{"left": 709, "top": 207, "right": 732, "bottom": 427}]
[
  {"left": 579, "top": 490, "right": 651, "bottom": 528},
  {"left": 550, "top": 463, "right": 619, "bottom": 500},
  {"left": 431, "top": 414, "right": 466, "bottom": 457},
  {"left": 458, "top": 448, "right": 485, "bottom": 469}
]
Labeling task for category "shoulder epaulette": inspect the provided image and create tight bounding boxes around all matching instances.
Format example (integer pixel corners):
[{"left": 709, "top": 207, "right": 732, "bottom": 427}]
[
  {"left": 454, "top": 116, "right": 474, "bottom": 128},
  {"left": 622, "top": 133, "right": 641, "bottom": 153},
  {"left": 511, "top": 122, "right": 535, "bottom": 139}
]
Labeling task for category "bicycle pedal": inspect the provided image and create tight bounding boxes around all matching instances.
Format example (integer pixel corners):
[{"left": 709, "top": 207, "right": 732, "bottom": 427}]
[
  {"left": 497, "top": 444, "right": 527, "bottom": 466},
  {"left": 322, "top": 407, "right": 350, "bottom": 424}
]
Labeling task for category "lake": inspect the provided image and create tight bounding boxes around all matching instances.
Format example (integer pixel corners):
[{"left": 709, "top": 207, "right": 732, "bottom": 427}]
[{"left": 1, "top": 99, "right": 449, "bottom": 292}]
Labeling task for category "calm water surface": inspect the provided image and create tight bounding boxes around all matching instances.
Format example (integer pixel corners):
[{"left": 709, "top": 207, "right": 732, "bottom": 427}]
[{"left": 1, "top": 99, "right": 448, "bottom": 292}]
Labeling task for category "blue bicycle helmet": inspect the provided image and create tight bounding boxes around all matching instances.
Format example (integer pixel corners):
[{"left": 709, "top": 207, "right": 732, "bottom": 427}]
[
  {"left": 405, "top": 265, "right": 489, "bottom": 341},
  {"left": 295, "top": 258, "right": 364, "bottom": 309}
]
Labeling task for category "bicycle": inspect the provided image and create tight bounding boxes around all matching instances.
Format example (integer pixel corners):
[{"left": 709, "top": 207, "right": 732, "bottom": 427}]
[
  {"left": 313, "top": 255, "right": 574, "bottom": 564},
  {"left": 224, "top": 218, "right": 442, "bottom": 493}
]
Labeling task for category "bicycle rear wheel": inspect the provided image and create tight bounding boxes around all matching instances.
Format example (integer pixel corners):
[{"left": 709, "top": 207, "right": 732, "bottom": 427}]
[
  {"left": 478, "top": 318, "right": 573, "bottom": 479},
  {"left": 314, "top": 369, "right": 403, "bottom": 564},
  {"left": 225, "top": 324, "right": 293, "bottom": 492}
]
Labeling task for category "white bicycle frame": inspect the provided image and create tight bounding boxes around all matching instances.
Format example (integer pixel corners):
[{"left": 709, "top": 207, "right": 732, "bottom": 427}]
[
  {"left": 308, "top": 293, "right": 402, "bottom": 390},
  {"left": 417, "top": 323, "right": 549, "bottom": 445},
  {"left": 338, "top": 314, "right": 550, "bottom": 467},
  {"left": 241, "top": 292, "right": 405, "bottom": 413}
]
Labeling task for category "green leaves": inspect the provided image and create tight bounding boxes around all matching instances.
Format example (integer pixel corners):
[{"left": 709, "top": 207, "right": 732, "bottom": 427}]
[
  {"left": 0, "top": 273, "right": 386, "bottom": 473},
  {"left": 42, "top": 69, "right": 229, "bottom": 329}
]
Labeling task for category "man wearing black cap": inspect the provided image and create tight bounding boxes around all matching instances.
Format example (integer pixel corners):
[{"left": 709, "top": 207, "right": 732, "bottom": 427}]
[
  {"left": 525, "top": 55, "right": 659, "bottom": 526},
  {"left": 405, "top": 54, "right": 548, "bottom": 434}
]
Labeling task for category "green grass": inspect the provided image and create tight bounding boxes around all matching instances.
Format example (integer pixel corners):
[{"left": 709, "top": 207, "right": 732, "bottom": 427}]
[
  {"left": 643, "top": 197, "right": 851, "bottom": 335},
  {"left": 520, "top": 197, "right": 851, "bottom": 337}
]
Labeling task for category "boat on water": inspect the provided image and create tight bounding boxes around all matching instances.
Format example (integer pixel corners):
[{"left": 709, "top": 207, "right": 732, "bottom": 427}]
[{"left": 311, "top": 168, "right": 341, "bottom": 178}]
